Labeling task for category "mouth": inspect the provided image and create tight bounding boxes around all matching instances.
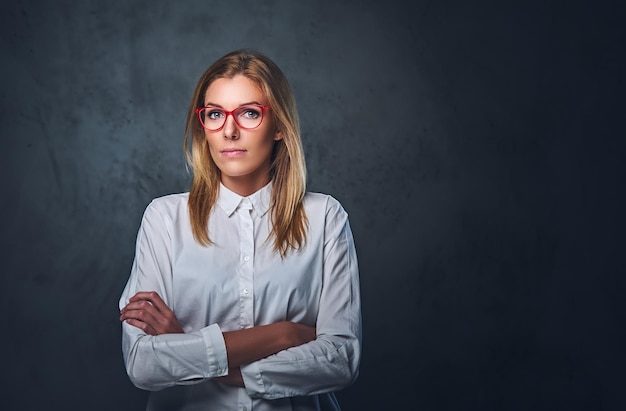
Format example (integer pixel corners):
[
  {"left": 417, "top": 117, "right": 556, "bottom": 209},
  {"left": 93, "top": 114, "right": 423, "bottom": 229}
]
[{"left": 220, "top": 148, "right": 247, "bottom": 158}]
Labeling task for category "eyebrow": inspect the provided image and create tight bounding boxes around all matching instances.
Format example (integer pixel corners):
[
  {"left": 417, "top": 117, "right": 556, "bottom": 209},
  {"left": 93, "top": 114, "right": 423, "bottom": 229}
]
[{"left": 203, "top": 101, "right": 263, "bottom": 108}]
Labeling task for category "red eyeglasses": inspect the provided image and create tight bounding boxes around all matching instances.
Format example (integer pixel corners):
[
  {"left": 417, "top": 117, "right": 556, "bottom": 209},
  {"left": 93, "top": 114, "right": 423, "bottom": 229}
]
[{"left": 196, "top": 104, "right": 270, "bottom": 131}]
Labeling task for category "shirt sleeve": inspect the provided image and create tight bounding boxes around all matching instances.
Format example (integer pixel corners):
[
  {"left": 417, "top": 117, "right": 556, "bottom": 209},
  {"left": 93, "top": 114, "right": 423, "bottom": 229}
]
[
  {"left": 119, "top": 200, "right": 229, "bottom": 391},
  {"left": 240, "top": 198, "right": 362, "bottom": 399}
]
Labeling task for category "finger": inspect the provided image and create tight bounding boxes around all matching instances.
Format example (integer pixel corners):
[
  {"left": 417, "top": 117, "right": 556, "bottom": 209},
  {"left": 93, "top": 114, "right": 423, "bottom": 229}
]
[
  {"left": 129, "top": 291, "right": 161, "bottom": 304},
  {"left": 129, "top": 291, "right": 171, "bottom": 315},
  {"left": 123, "top": 318, "right": 158, "bottom": 336},
  {"left": 125, "top": 292, "right": 184, "bottom": 334},
  {"left": 121, "top": 300, "right": 161, "bottom": 318},
  {"left": 120, "top": 302, "right": 162, "bottom": 329},
  {"left": 121, "top": 309, "right": 164, "bottom": 336}
]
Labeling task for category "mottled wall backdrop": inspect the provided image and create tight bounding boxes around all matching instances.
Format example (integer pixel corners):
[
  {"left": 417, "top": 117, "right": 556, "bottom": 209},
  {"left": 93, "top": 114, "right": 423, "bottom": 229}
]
[{"left": 1, "top": 1, "right": 623, "bottom": 410}]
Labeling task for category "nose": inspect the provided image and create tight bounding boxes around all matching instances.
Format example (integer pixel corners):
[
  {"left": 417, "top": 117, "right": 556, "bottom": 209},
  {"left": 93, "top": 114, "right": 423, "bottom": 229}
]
[{"left": 223, "top": 113, "right": 239, "bottom": 140}]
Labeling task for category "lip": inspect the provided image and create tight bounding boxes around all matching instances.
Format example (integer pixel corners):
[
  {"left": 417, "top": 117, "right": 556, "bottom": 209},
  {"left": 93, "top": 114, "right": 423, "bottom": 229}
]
[{"left": 220, "top": 148, "right": 247, "bottom": 158}]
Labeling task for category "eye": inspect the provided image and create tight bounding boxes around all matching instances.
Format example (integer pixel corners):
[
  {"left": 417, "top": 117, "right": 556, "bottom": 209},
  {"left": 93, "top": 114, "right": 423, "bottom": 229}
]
[
  {"left": 206, "top": 109, "right": 224, "bottom": 120},
  {"left": 239, "top": 107, "right": 261, "bottom": 119}
]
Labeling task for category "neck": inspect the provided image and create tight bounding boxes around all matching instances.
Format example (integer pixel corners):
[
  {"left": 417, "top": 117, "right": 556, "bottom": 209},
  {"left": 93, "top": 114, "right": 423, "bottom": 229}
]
[{"left": 221, "top": 175, "right": 271, "bottom": 197}]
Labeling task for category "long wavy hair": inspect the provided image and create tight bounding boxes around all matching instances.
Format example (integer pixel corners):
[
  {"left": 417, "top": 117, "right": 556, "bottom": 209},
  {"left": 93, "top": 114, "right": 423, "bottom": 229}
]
[{"left": 183, "top": 49, "right": 308, "bottom": 257}]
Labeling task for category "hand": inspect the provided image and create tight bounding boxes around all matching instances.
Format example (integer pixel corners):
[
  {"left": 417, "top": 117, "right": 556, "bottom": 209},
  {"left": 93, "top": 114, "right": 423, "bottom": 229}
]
[{"left": 119, "top": 291, "right": 184, "bottom": 335}]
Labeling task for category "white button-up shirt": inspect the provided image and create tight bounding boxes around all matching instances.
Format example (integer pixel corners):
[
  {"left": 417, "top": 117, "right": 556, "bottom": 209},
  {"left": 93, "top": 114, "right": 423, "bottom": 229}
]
[{"left": 119, "top": 183, "right": 362, "bottom": 410}]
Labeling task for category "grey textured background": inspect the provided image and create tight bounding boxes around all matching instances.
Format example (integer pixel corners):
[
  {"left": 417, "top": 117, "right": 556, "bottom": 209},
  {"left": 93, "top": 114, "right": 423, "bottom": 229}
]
[{"left": 1, "top": 1, "right": 624, "bottom": 410}]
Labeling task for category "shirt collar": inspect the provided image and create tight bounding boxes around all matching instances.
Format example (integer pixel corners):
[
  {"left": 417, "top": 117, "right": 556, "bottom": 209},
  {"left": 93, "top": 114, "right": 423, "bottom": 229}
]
[{"left": 216, "top": 182, "right": 272, "bottom": 218}]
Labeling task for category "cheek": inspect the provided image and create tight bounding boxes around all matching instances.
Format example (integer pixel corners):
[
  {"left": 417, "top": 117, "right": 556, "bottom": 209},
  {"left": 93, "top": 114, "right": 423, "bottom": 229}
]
[
  {"left": 204, "top": 134, "right": 221, "bottom": 160},
  {"left": 204, "top": 132, "right": 218, "bottom": 148},
  {"left": 256, "top": 139, "right": 277, "bottom": 158}
]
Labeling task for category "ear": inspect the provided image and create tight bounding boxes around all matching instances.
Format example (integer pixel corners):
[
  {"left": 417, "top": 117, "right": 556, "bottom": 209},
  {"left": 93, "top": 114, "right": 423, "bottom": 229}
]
[{"left": 274, "top": 130, "right": 283, "bottom": 141}]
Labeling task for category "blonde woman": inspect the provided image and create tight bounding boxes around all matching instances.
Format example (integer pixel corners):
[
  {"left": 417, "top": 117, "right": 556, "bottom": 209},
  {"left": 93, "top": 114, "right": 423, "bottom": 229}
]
[{"left": 119, "top": 49, "right": 361, "bottom": 410}]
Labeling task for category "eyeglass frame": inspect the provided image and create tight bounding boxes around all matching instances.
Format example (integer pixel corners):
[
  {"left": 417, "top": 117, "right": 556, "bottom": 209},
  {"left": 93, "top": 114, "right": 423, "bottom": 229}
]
[{"left": 195, "top": 104, "right": 271, "bottom": 132}]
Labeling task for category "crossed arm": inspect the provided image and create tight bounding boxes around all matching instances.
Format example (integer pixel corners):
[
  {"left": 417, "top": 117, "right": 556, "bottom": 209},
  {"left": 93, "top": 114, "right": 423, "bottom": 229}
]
[{"left": 119, "top": 291, "right": 316, "bottom": 387}]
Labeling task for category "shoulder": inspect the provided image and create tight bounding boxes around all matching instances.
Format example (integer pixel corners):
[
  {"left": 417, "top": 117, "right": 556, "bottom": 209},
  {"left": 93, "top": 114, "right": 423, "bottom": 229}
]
[
  {"left": 303, "top": 192, "right": 354, "bottom": 246},
  {"left": 303, "top": 191, "right": 349, "bottom": 222},
  {"left": 143, "top": 192, "right": 190, "bottom": 220},
  {"left": 304, "top": 191, "right": 343, "bottom": 210},
  {"left": 147, "top": 192, "right": 189, "bottom": 208}
]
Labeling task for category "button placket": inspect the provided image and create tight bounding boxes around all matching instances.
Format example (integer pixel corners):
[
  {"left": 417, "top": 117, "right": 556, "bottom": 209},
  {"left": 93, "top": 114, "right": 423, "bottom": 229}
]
[{"left": 237, "top": 198, "right": 254, "bottom": 328}]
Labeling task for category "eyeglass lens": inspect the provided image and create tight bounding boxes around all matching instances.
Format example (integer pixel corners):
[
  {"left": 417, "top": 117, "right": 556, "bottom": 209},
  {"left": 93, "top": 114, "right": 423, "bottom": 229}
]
[{"left": 199, "top": 105, "right": 264, "bottom": 130}]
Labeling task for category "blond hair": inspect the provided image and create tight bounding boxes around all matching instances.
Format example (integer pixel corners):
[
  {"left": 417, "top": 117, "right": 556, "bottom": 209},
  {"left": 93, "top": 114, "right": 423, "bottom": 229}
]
[{"left": 183, "top": 49, "right": 308, "bottom": 257}]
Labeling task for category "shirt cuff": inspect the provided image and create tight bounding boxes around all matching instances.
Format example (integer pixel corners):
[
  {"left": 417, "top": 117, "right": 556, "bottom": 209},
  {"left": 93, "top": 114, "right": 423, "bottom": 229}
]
[
  {"left": 200, "top": 323, "right": 229, "bottom": 377},
  {"left": 240, "top": 361, "right": 266, "bottom": 397}
]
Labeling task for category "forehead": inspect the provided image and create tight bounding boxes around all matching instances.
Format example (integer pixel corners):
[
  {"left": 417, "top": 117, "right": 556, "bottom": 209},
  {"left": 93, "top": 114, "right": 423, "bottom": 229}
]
[{"left": 204, "top": 75, "right": 266, "bottom": 106}]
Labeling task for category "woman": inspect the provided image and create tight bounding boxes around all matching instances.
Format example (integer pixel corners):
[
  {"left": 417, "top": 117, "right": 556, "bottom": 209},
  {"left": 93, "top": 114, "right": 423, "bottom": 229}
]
[{"left": 119, "top": 49, "right": 361, "bottom": 411}]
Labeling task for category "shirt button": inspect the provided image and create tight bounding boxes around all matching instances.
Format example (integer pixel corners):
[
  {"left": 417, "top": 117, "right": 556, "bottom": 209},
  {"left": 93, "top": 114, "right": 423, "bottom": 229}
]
[
  {"left": 243, "top": 256, "right": 250, "bottom": 261},
  {"left": 243, "top": 289, "right": 249, "bottom": 295}
]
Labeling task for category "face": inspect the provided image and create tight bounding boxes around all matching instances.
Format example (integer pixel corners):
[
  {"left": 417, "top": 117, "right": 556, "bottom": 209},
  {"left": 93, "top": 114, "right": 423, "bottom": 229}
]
[{"left": 202, "top": 75, "right": 282, "bottom": 196}]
